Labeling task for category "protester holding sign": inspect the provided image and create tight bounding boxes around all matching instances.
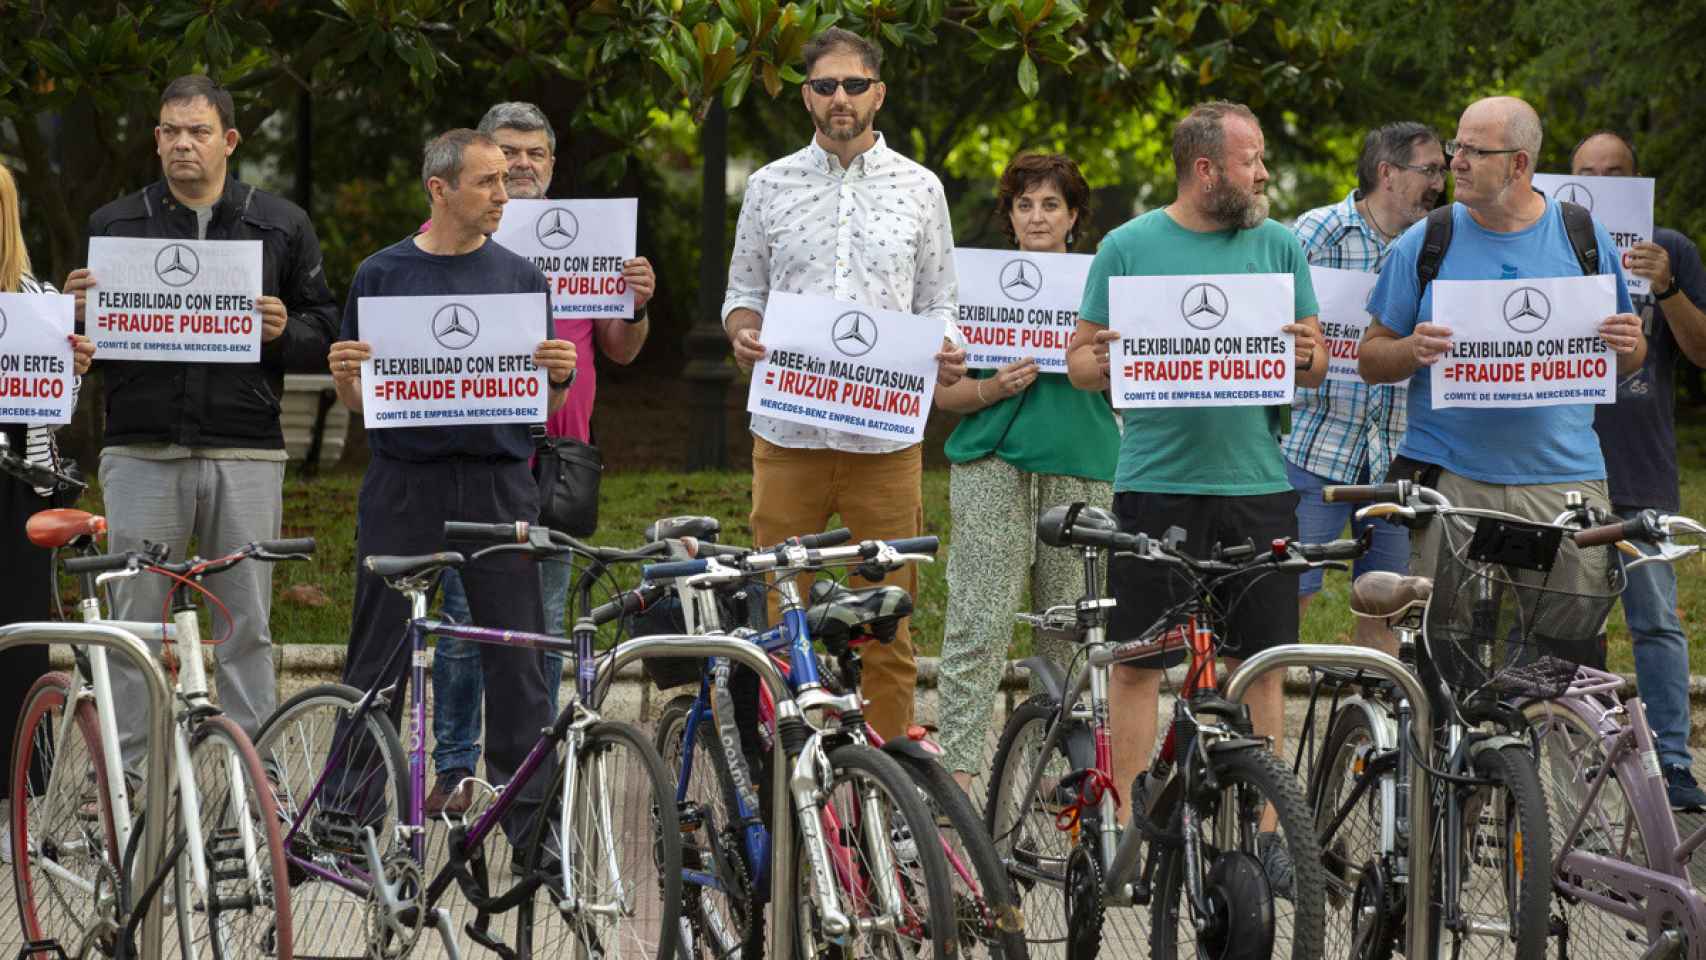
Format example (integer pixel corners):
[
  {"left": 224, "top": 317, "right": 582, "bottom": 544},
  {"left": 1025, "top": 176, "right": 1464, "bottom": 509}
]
[
  {"left": 1573, "top": 130, "right": 1706, "bottom": 810},
  {"left": 0, "top": 160, "right": 95, "bottom": 862},
  {"left": 1067, "top": 104, "right": 1325, "bottom": 868},
  {"left": 327, "top": 128, "right": 575, "bottom": 849},
  {"left": 724, "top": 28, "right": 967, "bottom": 740},
  {"left": 934, "top": 154, "right": 1118, "bottom": 789},
  {"left": 1285, "top": 122, "right": 1443, "bottom": 650},
  {"left": 1361, "top": 97, "right": 1644, "bottom": 584},
  {"left": 61, "top": 75, "right": 339, "bottom": 772}
]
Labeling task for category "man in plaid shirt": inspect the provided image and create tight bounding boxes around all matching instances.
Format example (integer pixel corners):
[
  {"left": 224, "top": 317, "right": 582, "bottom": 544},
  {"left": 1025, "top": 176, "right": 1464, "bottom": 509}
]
[{"left": 1286, "top": 122, "right": 1444, "bottom": 649}]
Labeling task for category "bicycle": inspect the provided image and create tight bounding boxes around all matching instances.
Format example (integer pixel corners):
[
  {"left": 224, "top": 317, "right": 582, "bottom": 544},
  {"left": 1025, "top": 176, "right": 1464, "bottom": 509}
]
[
  {"left": 255, "top": 519, "right": 682, "bottom": 959},
  {"left": 1304, "top": 479, "right": 1624, "bottom": 960},
  {"left": 8, "top": 500, "right": 303, "bottom": 960},
  {"left": 634, "top": 518, "right": 1027, "bottom": 958},
  {"left": 1522, "top": 509, "right": 1706, "bottom": 959},
  {"left": 983, "top": 502, "right": 1354, "bottom": 960},
  {"left": 634, "top": 527, "right": 961, "bottom": 959}
]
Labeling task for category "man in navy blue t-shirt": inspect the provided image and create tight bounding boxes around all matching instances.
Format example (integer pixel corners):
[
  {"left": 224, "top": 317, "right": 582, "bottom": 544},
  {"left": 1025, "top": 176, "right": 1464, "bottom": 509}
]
[
  {"left": 325, "top": 128, "right": 578, "bottom": 848},
  {"left": 1575, "top": 130, "right": 1706, "bottom": 810}
]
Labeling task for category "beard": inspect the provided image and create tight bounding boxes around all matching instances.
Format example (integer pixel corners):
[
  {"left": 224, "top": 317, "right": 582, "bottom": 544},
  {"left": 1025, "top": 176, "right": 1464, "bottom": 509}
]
[
  {"left": 812, "top": 104, "right": 872, "bottom": 143},
  {"left": 1205, "top": 177, "right": 1269, "bottom": 230}
]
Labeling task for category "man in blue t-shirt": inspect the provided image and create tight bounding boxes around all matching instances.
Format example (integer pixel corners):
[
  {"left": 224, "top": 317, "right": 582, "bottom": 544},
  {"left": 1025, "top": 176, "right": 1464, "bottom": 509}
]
[
  {"left": 1574, "top": 130, "right": 1706, "bottom": 810},
  {"left": 324, "top": 129, "right": 579, "bottom": 850}
]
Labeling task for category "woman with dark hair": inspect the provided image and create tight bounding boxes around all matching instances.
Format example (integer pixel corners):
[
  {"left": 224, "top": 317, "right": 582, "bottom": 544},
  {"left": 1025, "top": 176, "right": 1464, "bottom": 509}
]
[
  {"left": 0, "top": 159, "right": 95, "bottom": 861},
  {"left": 935, "top": 154, "right": 1118, "bottom": 790}
]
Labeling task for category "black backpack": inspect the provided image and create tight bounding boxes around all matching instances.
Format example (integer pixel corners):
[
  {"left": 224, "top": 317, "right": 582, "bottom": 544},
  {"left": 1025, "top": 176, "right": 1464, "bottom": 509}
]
[{"left": 1415, "top": 200, "right": 1600, "bottom": 290}]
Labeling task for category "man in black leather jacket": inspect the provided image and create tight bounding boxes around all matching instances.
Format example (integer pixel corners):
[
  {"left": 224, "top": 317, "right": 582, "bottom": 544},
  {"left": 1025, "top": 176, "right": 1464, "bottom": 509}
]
[{"left": 64, "top": 75, "right": 338, "bottom": 767}]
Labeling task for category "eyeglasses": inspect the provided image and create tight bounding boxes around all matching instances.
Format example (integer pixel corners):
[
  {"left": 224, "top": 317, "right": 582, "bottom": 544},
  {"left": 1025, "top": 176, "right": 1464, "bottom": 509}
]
[
  {"left": 807, "top": 77, "right": 878, "bottom": 96},
  {"left": 1443, "top": 140, "right": 1522, "bottom": 162},
  {"left": 1397, "top": 162, "right": 1449, "bottom": 180}
]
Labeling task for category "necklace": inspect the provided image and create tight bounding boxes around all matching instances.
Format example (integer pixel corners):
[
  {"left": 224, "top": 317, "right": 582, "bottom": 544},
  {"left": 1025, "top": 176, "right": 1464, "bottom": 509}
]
[{"left": 1358, "top": 197, "right": 1394, "bottom": 242}]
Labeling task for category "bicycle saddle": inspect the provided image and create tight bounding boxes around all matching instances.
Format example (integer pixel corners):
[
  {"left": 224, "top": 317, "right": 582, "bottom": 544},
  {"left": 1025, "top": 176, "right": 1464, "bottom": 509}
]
[
  {"left": 1349, "top": 571, "right": 1433, "bottom": 619},
  {"left": 1037, "top": 502, "right": 1117, "bottom": 548},
  {"left": 364, "top": 551, "right": 466, "bottom": 579},
  {"left": 806, "top": 581, "right": 914, "bottom": 645},
  {"left": 646, "top": 515, "right": 721, "bottom": 542},
  {"left": 26, "top": 508, "right": 107, "bottom": 548}
]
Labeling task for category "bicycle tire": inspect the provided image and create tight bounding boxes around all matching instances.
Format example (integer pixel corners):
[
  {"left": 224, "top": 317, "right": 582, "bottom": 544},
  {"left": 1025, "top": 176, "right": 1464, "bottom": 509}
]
[
  {"left": 1437, "top": 743, "right": 1551, "bottom": 960},
  {"left": 519, "top": 718, "right": 683, "bottom": 959},
  {"left": 655, "top": 693, "right": 764, "bottom": 959},
  {"left": 253, "top": 681, "right": 408, "bottom": 957},
  {"left": 983, "top": 694, "right": 1088, "bottom": 953},
  {"left": 888, "top": 751, "right": 1029, "bottom": 960},
  {"left": 1310, "top": 705, "right": 1395, "bottom": 960},
  {"left": 793, "top": 741, "right": 955, "bottom": 960},
  {"left": 1522, "top": 699, "right": 1652, "bottom": 958},
  {"left": 173, "top": 714, "right": 295, "bottom": 960},
  {"left": 11, "top": 671, "right": 122, "bottom": 951},
  {"left": 1150, "top": 745, "right": 1328, "bottom": 960}
]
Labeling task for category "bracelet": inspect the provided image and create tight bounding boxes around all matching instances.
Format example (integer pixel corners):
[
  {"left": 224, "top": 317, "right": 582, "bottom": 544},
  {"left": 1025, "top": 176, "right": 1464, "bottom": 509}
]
[
  {"left": 975, "top": 380, "right": 988, "bottom": 405},
  {"left": 549, "top": 371, "right": 576, "bottom": 391},
  {"left": 1656, "top": 281, "right": 1681, "bottom": 301},
  {"left": 624, "top": 303, "right": 649, "bottom": 325}
]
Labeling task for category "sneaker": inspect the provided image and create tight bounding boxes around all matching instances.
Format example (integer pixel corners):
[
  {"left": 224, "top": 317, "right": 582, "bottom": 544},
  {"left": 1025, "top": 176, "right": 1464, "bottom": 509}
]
[
  {"left": 1257, "top": 831, "right": 1295, "bottom": 901},
  {"left": 425, "top": 768, "right": 475, "bottom": 819},
  {"left": 1664, "top": 765, "right": 1706, "bottom": 812}
]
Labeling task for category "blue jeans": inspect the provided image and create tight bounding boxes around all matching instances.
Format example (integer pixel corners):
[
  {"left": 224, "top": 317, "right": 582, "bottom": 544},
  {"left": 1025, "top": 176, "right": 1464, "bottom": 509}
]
[
  {"left": 1285, "top": 459, "right": 1411, "bottom": 595},
  {"left": 431, "top": 564, "right": 568, "bottom": 776},
  {"left": 1619, "top": 508, "right": 1694, "bottom": 770}
]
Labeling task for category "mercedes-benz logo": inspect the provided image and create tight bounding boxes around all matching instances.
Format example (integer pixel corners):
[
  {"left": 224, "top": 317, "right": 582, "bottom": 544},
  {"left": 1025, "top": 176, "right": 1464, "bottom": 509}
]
[
  {"left": 1179, "top": 282, "right": 1229, "bottom": 331},
  {"left": 534, "top": 207, "right": 580, "bottom": 251},
  {"left": 153, "top": 243, "right": 200, "bottom": 288},
  {"left": 431, "top": 303, "right": 481, "bottom": 350},
  {"left": 1502, "top": 286, "right": 1551, "bottom": 334},
  {"left": 1554, "top": 181, "right": 1595, "bottom": 212},
  {"left": 999, "top": 258, "right": 1042, "bottom": 303},
  {"left": 0, "top": 307, "right": 7, "bottom": 340},
  {"left": 830, "top": 310, "right": 877, "bottom": 358}
]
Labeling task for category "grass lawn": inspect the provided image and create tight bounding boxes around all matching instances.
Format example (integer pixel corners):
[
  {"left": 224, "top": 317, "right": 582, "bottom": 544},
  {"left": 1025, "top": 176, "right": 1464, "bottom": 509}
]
[{"left": 61, "top": 421, "right": 1706, "bottom": 674}]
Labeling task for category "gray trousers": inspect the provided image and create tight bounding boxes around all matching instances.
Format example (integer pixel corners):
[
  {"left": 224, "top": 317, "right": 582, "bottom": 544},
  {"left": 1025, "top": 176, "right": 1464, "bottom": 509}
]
[{"left": 102, "top": 454, "right": 285, "bottom": 769}]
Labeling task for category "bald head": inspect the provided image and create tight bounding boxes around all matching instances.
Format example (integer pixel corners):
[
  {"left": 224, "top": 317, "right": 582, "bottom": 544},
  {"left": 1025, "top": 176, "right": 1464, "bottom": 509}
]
[
  {"left": 1462, "top": 96, "right": 1542, "bottom": 159},
  {"left": 1572, "top": 132, "right": 1637, "bottom": 176}
]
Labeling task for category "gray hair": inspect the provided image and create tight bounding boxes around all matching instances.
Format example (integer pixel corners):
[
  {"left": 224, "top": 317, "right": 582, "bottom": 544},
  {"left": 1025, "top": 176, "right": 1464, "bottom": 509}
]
[
  {"left": 421, "top": 128, "right": 496, "bottom": 198},
  {"left": 1356, "top": 122, "right": 1440, "bottom": 195},
  {"left": 1506, "top": 105, "right": 1543, "bottom": 159},
  {"left": 478, "top": 101, "right": 556, "bottom": 153},
  {"left": 1172, "top": 100, "right": 1259, "bottom": 184}
]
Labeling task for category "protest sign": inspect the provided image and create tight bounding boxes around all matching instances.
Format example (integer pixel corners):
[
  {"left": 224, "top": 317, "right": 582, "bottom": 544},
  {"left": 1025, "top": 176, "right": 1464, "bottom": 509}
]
[
  {"left": 1309, "top": 266, "right": 1383, "bottom": 384},
  {"left": 952, "top": 248, "right": 1092, "bottom": 370},
  {"left": 0, "top": 293, "right": 76, "bottom": 424},
  {"left": 747, "top": 291, "right": 940, "bottom": 443},
  {"left": 492, "top": 198, "right": 637, "bottom": 318},
  {"left": 1430, "top": 275, "right": 1616, "bottom": 409},
  {"left": 1107, "top": 274, "right": 1295, "bottom": 408},
  {"left": 359, "top": 293, "right": 549, "bottom": 429},
  {"left": 1532, "top": 174, "right": 1655, "bottom": 294},
  {"left": 85, "top": 237, "right": 263, "bottom": 362}
]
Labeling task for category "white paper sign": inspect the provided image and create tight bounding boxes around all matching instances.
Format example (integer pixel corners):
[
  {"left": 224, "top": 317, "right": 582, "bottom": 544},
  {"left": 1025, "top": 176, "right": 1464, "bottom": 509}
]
[
  {"left": 358, "top": 293, "right": 549, "bottom": 429},
  {"left": 1107, "top": 274, "right": 1295, "bottom": 408},
  {"left": 952, "top": 249, "right": 1091, "bottom": 370},
  {"left": 85, "top": 237, "right": 262, "bottom": 362},
  {"left": 491, "top": 198, "right": 638, "bottom": 318},
  {"left": 747, "top": 291, "right": 940, "bottom": 443},
  {"left": 1309, "top": 266, "right": 1382, "bottom": 384},
  {"left": 1533, "top": 174, "right": 1654, "bottom": 294},
  {"left": 1430, "top": 275, "right": 1617, "bottom": 409},
  {"left": 0, "top": 293, "right": 76, "bottom": 424}
]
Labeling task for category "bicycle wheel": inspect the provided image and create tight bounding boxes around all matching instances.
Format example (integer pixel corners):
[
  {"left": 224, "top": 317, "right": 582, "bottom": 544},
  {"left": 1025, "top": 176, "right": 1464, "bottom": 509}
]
[
  {"left": 1151, "top": 745, "right": 1327, "bottom": 960},
  {"left": 793, "top": 742, "right": 955, "bottom": 959},
  {"left": 11, "top": 671, "right": 122, "bottom": 952},
  {"left": 253, "top": 682, "right": 407, "bottom": 957},
  {"left": 173, "top": 715, "right": 294, "bottom": 959},
  {"left": 1523, "top": 700, "right": 1650, "bottom": 958},
  {"left": 520, "top": 719, "right": 683, "bottom": 959},
  {"left": 889, "top": 751, "right": 1028, "bottom": 959},
  {"left": 1310, "top": 705, "right": 1395, "bottom": 960},
  {"left": 984, "top": 694, "right": 1083, "bottom": 954},
  {"left": 1438, "top": 743, "right": 1551, "bottom": 960},
  {"left": 655, "top": 694, "right": 763, "bottom": 958}
]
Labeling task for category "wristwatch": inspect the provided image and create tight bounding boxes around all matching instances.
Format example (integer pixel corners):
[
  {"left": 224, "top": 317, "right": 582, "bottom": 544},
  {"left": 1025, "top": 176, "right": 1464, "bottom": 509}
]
[
  {"left": 623, "top": 303, "right": 649, "bottom": 325},
  {"left": 549, "top": 371, "right": 576, "bottom": 390},
  {"left": 1655, "top": 280, "right": 1681, "bottom": 301}
]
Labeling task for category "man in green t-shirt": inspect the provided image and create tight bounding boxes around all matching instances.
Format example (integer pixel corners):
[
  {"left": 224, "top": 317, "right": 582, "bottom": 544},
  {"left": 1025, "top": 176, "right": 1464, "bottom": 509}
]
[{"left": 1066, "top": 101, "right": 1325, "bottom": 872}]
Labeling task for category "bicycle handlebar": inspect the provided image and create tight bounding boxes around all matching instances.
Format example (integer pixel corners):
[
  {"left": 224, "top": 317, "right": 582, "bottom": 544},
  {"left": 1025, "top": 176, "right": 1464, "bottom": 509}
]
[
  {"left": 640, "top": 533, "right": 939, "bottom": 582},
  {"left": 1322, "top": 482, "right": 1405, "bottom": 504},
  {"left": 62, "top": 553, "right": 134, "bottom": 575},
  {"left": 444, "top": 521, "right": 529, "bottom": 543}
]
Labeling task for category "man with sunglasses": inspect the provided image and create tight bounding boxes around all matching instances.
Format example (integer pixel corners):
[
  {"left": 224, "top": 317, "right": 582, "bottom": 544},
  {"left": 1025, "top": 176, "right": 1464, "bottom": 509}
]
[
  {"left": 1360, "top": 96, "right": 1645, "bottom": 597},
  {"left": 1286, "top": 122, "right": 1444, "bottom": 653},
  {"left": 723, "top": 27, "right": 966, "bottom": 741}
]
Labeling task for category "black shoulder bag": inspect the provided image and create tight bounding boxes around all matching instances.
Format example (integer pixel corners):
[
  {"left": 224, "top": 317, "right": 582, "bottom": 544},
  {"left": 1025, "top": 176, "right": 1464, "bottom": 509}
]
[{"left": 532, "top": 425, "right": 603, "bottom": 537}]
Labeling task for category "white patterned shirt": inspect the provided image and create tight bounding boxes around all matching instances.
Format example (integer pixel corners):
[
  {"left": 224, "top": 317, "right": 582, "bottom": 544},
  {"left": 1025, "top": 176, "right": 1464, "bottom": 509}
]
[{"left": 723, "top": 133, "right": 960, "bottom": 453}]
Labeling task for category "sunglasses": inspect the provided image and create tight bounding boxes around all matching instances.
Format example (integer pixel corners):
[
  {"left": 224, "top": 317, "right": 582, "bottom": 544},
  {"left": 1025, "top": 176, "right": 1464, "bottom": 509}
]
[{"left": 807, "top": 77, "right": 878, "bottom": 96}]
